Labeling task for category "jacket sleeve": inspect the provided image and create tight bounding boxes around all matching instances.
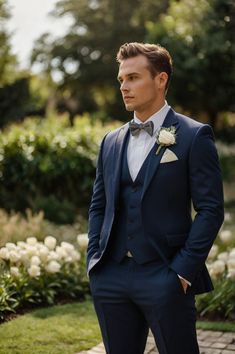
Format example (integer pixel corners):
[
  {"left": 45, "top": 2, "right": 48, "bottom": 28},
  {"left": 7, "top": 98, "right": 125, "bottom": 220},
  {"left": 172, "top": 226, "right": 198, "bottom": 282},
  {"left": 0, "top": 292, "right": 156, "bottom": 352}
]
[
  {"left": 170, "top": 124, "right": 224, "bottom": 283},
  {"left": 87, "top": 135, "right": 107, "bottom": 266}
]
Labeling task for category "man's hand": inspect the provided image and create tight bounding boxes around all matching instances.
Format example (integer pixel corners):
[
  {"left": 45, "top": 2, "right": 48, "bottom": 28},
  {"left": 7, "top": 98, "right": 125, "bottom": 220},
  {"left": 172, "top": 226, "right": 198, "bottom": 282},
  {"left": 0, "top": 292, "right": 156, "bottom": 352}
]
[{"left": 179, "top": 278, "right": 188, "bottom": 294}]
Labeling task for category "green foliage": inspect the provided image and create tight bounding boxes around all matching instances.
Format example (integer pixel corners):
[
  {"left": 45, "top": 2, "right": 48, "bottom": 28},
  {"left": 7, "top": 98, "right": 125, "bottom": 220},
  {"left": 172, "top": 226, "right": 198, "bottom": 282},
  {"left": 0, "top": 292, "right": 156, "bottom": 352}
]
[
  {"left": 0, "top": 114, "right": 113, "bottom": 223},
  {"left": 196, "top": 276, "right": 235, "bottom": 320},
  {"left": 31, "top": 0, "right": 169, "bottom": 120},
  {"left": 196, "top": 209, "right": 235, "bottom": 320},
  {"left": 0, "top": 1, "right": 18, "bottom": 86},
  {"left": 0, "top": 77, "right": 34, "bottom": 127},
  {"left": 147, "top": 0, "right": 235, "bottom": 128},
  {"left": 0, "top": 3, "right": 47, "bottom": 127},
  {"left": 217, "top": 141, "right": 235, "bottom": 182}
]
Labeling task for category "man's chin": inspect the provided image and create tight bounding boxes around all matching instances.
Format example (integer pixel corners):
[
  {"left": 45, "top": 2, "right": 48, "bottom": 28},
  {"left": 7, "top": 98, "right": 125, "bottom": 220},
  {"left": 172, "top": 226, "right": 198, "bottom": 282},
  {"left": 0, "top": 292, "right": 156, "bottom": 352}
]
[{"left": 124, "top": 104, "right": 134, "bottom": 112}]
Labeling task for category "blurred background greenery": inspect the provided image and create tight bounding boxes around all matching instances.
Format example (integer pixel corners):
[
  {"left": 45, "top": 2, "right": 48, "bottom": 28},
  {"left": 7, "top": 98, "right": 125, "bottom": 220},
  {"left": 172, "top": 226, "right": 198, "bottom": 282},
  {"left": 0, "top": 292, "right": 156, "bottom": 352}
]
[
  {"left": 0, "top": 0, "right": 234, "bottom": 225},
  {"left": 0, "top": 0, "right": 234, "bottom": 323}
]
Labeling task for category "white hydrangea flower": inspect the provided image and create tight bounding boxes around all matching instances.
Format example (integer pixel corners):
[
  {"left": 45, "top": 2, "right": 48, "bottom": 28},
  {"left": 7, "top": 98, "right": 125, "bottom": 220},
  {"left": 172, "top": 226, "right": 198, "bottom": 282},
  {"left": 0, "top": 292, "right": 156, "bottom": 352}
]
[
  {"left": 0, "top": 247, "right": 9, "bottom": 260},
  {"left": 219, "top": 230, "right": 233, "bottom": 244},
  {"left": 44, "top": 236, "right": 57, "bottom": 250},
  {"left": 38, "top": 246, "right": 49, "bottom": 262},
  {"left": 47, "top": 251, "right": 60, "bottom": 262},
  {"left": 61, "top": 241, "right": 74, "bottom": 252},
  {"left": 227, "top": 269, "right": 235, "bottom": 280},
  {"left": 5, "top": 242, "right": 17, "bottom": 251},
  {"left": 208, "top": 245, "right": 219, "bottom": 260},
  {"left": 30, "top": 255, "right": 41, "bottom": 266},
  {"left": 56, "top": 246, "right": 67, "bottom": 259},
  {"left": 26, "top": 237, "right": 38, "bottom": 246},
  {"left": 209, "top": 260, "right": 226, "bottom": 278},
  {"left": 227, "top": 258, "right": 235, "bottom": 271},
  {"left": 217, "top": 252, "right": 229, "bottom": 262},
  {"left": 20, "top": 249, "right": 29, "bottom": 265},
  {"left": 70, "top": 249, "right": 81, "bottom": 262},
  {"left": 224, "top": 212, "right": 232, "bottom": 222},
  {"left": 28, "top": 265, "right": 41, "bottom": 277},
  {"left": 229, "top": 248, "right": 235, "bottom": 259},
  {"left": 26, "top": 245, "right": 38, "bottom": 257},
  {"left": 77, "top": 234, "right": 88, "bottom": 250},
  {"left": 10, "top": 266, "right": 20, "bottom": 277},
  {"left": 9, "top": 250, "right": 20, "bottom": 263},
  {"left": 45, "top": 260, "right": 61, "bottom": 273},
  {"left": 17, "top": 241, "right": 26, "bottom": 248}
]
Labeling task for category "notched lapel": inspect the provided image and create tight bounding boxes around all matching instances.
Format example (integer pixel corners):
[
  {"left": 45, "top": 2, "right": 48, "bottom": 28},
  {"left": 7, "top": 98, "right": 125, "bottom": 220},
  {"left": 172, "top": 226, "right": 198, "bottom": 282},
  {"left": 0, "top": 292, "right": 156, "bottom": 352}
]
[
  {"left": 113, "top": 124, "right": 129, "bottom": 206},
  {"left": 141, "top": 109, "right": 179, "bottom": 200}
]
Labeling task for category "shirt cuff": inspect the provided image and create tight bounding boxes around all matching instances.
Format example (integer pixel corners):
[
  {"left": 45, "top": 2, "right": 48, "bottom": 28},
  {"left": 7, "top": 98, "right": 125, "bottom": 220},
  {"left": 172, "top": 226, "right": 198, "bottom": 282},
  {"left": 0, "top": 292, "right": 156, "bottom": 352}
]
[{"left": 177, "top": 274, "right": 191, "bottom": 286}]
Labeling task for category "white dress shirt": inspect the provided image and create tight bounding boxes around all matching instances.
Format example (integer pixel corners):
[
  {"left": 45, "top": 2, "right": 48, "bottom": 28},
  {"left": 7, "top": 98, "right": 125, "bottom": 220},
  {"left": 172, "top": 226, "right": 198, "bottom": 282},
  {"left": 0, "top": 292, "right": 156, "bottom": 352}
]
[
  {"left": 126, "top": 101, "right": 191, "bottom": 288},
  {"left": 127, "top": 101, "right": 170, "bottom": 181}
]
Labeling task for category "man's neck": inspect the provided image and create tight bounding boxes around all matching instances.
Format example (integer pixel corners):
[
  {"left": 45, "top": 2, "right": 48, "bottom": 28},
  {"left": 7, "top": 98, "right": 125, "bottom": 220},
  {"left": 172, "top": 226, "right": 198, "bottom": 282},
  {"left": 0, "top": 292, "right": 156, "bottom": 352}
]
[{"left": 135, "top": 100, "right": 166, "bottom": 122}]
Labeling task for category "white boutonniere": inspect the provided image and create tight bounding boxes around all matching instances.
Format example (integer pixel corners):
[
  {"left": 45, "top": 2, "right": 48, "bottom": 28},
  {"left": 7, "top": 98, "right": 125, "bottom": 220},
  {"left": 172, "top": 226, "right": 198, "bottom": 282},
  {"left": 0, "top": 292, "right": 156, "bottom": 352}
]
[{"left": 156, "top": 126, "right": 176, "bottom": 155}]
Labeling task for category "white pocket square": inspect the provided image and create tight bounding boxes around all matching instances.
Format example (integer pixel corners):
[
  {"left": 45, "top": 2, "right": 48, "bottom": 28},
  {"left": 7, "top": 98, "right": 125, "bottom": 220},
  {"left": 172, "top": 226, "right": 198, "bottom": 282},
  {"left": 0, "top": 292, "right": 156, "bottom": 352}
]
[{"left": 160, "top": 148, "right": 178, "bottom": 163}]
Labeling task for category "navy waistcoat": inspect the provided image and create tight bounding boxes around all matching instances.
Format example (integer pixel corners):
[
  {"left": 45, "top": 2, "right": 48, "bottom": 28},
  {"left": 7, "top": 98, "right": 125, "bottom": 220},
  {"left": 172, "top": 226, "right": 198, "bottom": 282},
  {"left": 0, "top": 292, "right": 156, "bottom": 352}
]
[{"left": 108, "top": 133, "right": 161, "bottom": 264}]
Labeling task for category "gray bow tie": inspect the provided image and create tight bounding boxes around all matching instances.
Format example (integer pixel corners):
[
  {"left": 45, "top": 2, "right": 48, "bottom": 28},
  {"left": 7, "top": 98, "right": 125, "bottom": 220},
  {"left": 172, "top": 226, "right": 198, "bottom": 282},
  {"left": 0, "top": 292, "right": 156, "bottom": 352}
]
[{"left": 129, "top": 120, "right": 154, "bottom": 137}]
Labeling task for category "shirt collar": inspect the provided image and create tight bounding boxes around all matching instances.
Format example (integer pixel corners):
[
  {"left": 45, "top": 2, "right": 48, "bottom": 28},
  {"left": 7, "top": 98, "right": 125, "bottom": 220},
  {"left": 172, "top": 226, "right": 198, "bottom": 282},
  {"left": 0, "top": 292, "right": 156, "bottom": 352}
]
[{"left": 133, "top": 101, "right": 170, "bottom": 135}]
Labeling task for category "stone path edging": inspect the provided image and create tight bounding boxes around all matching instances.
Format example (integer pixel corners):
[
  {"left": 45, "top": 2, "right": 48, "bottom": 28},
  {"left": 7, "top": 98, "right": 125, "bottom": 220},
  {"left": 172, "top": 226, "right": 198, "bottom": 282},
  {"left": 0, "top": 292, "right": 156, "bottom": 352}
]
[{"left": 77, "top": 330, "right": 235, "bottom": 354}]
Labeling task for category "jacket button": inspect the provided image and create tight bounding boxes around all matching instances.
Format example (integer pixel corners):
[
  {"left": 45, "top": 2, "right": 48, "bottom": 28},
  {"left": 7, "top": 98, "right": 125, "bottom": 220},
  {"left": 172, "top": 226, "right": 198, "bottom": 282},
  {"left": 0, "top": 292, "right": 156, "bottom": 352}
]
[{"left": 132, "top": 186, "right": 138, "bottom": 192}]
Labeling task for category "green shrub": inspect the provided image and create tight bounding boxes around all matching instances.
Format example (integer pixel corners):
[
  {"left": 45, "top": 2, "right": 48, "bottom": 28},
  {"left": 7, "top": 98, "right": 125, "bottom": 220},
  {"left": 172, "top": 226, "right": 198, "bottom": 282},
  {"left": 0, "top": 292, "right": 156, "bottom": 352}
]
[
  {"left": 0, "top": 114, "right": 117, "bottom": 223},
  {"left": 216, "top": 141, "right": 235, "bottom": 182},
  {"left": 196, "top": 210, "right": 235, "bottom": 320}
]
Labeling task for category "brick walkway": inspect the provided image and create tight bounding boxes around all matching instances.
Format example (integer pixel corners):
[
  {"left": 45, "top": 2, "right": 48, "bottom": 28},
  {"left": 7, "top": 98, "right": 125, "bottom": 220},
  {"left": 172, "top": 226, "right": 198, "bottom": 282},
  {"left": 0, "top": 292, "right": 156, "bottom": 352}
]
[{"left": 78, "top": 330, "right": 235, "bottom": 354}]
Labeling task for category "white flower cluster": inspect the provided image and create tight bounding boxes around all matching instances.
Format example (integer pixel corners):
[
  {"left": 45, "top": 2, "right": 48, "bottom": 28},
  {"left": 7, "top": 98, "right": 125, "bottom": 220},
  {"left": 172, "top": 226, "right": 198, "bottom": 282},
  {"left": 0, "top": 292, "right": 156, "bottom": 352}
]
[
  {"left": 77, "top": 233, "right": 88, "bottom": 250},
  {"left": 219, "top": 229, "right": 234, "bottom": 245},
  {"left": 207, "top": 245, "right": 235, "bottom": 280},
  {"left": 0, "top": 236, "right": 81, "bottom": 278}
]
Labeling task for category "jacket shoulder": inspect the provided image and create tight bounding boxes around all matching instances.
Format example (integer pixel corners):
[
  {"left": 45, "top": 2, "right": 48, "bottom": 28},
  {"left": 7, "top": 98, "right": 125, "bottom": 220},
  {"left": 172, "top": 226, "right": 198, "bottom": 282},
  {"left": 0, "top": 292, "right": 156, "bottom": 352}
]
[
  {"left": 174, "top": 112, "right": 214, "bottom": 137},
  {"left": 175, "top": 112, "right": 204, "bottom": 130},
  {"left": 103, "top": 122, "right": 128, "bottom": 144}
]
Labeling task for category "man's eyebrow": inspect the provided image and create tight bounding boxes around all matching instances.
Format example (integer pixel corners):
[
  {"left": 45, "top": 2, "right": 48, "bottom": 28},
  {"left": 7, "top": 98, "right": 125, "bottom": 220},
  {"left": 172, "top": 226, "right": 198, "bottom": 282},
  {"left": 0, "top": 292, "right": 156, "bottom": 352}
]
[{"left": 117, "top": 72, "right": 140, "bottom": 81}]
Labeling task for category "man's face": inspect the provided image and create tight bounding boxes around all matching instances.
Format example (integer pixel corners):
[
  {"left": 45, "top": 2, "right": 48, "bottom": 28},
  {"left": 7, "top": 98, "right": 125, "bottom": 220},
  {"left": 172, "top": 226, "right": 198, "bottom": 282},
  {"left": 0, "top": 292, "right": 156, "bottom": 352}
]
[{"left": 117, "top": 55, "right": 161, "bottom": 119}]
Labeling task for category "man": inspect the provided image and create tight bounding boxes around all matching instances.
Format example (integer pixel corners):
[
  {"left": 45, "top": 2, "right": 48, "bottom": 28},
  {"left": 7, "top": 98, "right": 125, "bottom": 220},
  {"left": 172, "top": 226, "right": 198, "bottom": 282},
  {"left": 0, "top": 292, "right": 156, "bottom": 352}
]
[{"left": 87, "top": 42, "right": 224, "bottom": 354}]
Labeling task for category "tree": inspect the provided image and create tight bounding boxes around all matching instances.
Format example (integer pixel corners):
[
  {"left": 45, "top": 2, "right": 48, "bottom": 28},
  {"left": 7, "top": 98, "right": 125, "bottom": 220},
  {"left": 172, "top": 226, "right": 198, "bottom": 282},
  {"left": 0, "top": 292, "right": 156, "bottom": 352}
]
[
  {"left": 31, "top": 0, "right": 170, "bottom": 122},
  {"left": 0, "top": 0, "right": 17, "bottom": 85},
  {"left": 0, "top": 1, "right": 47, "bottom": 127},
  {"left": 147, "top": 0, "right": 235, "bottom": 129}
]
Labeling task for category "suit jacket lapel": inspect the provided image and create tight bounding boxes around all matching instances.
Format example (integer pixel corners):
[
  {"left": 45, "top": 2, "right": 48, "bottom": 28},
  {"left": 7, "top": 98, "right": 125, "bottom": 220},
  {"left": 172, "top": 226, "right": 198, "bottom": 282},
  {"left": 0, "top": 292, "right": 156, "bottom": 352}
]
[
  {"left": 113, "top": 123, "right": 129, "bottom": 207},
  {"left": 141, "top": 108, "right": 179, "bottom": 200}
]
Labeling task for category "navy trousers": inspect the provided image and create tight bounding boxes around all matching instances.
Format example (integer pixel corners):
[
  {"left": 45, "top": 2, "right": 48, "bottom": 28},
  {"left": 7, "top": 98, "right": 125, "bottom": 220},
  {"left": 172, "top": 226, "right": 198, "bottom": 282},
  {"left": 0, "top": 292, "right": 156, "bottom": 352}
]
[{"left": 89, "top": 256, "right": 199, "bottom": 354}]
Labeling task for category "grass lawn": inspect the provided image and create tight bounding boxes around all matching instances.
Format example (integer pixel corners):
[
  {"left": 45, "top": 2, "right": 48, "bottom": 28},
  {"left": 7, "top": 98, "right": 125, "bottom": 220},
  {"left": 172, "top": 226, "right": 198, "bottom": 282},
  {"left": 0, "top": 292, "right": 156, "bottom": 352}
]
[
  {"left": 0, "top": 300, "right": 101, "bottom": 354},
  {"left": 0, "top": 300, "right": 234, "bottom": 354},
  {"left": 197, "top": 320, "right": 235, "bottom": 332}
]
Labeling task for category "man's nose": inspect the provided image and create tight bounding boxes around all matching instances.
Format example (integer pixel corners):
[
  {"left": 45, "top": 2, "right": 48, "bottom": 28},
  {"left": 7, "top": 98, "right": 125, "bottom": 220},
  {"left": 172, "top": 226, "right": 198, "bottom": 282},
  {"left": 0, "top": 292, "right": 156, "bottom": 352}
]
[{"left": 120, "top": 81, "right": 129, "bottom": 92}]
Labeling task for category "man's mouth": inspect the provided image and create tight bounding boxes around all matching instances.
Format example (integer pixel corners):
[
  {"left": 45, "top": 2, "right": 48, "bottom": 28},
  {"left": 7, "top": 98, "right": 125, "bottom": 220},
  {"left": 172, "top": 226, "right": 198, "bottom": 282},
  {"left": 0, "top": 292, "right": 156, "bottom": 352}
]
[{"left": 123, "top": 96, "right": 134, "bottom": 101}]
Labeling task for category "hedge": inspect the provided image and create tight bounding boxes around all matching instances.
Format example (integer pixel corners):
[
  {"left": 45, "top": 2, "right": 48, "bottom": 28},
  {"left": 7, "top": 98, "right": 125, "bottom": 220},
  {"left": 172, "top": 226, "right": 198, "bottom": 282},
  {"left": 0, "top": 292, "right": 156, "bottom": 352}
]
[{"left": 0, "top": 114, "right": 114, "bottom": 224}]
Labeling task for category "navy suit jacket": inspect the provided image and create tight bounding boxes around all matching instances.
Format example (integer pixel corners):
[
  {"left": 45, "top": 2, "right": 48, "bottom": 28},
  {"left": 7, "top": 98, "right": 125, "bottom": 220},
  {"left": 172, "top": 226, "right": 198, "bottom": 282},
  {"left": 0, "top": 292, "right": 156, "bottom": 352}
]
[{"left": 87, "top": 109, "right": 224, "bottom": 294}]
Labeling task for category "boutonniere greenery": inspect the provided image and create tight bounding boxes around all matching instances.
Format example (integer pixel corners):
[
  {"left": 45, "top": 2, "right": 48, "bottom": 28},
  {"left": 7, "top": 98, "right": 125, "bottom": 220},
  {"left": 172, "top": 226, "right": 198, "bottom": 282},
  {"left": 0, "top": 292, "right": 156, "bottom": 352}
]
[{"left": 156, "top": 126, "right": 177, "bottom": 155}]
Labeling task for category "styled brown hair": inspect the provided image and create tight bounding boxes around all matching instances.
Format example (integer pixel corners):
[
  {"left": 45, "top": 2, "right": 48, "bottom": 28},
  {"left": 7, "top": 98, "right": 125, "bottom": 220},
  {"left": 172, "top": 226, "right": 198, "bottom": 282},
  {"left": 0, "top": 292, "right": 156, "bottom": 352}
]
[{"left": 116, "top": 42, "right": 173, "bottom": 89}]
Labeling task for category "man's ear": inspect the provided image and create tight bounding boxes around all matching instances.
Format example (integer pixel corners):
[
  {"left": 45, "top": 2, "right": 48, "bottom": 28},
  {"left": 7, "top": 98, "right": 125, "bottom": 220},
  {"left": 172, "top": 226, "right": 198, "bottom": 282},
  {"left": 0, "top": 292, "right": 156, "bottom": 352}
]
[{"left": 155, "top": 72, "right": 168, "bottom": 90}]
